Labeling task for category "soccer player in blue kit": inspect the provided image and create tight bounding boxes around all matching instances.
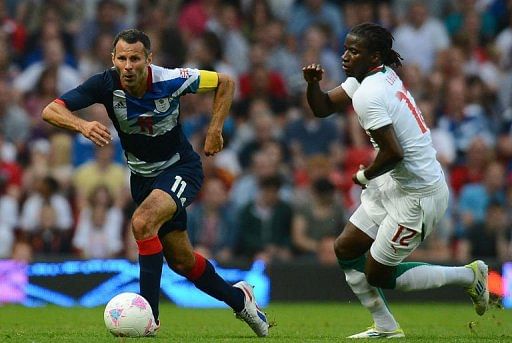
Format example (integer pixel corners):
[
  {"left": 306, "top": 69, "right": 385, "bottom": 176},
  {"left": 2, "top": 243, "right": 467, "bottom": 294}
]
[{"left": 42, "top": 29, "right": 269, "bottom": 337}]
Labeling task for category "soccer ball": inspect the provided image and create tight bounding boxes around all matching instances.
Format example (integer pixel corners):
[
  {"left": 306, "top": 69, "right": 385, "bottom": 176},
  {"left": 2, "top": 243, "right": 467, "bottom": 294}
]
[{"left": 103, "top": 292, "right": 155, "bottom": 337}]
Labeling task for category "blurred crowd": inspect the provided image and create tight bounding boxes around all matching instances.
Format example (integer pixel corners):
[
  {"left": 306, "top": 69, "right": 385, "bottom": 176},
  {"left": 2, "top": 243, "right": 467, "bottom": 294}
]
[{"left": 1, "top": 0, "right": 512, "bottom": 266}]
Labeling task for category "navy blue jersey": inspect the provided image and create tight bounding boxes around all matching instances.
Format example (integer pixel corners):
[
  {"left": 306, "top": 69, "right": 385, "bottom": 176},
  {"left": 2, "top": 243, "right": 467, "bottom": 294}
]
[{"left": 59, "top": 65, "right": 202, "bottom": 176}]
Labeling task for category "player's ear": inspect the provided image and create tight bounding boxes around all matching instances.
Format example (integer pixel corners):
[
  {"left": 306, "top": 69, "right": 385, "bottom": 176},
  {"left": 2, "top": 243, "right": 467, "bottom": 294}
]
[
  {"left": 111, "top": 52, "right": 115, "bottom": 66},
  {"left": 147, "top": 52, "right": 153, "bottom": 65},
  {"left": 371, "top": 51, "right": 381, "bottom": 65}
]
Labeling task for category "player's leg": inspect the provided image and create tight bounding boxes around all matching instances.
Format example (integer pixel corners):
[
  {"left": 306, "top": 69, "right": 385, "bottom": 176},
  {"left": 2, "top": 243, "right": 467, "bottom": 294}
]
[
  {"left": 160, "top": 229, "right": 269, "bottom": 336},
  {"left": 366, "top": 189, "right": 488, "bottom": 315},
  {"left": 334, "top": 209, "right": 401, "bottom": 336},
  {"left": 130, "top": 188, "right": 174, "bottom": 324}
]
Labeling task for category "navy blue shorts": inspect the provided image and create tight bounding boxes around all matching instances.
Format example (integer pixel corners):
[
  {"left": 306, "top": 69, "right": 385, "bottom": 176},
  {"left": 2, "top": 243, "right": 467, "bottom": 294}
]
[{"left": 130, "top": 155, "right": 204, "bottom": 237}]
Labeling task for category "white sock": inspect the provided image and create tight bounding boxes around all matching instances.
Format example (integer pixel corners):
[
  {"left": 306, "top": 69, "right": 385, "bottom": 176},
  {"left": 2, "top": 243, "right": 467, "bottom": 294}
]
[
  {"left": 345, "top": 269, "right": 399, "bottom": 331},
  {"left": 395, "top": 265, "right": 475, "bottom": 291}
]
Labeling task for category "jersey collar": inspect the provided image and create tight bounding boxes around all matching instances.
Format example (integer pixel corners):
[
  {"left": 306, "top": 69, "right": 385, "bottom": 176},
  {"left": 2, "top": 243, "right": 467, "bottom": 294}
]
[{"left": 365, "top": 64, "right": 385, "bottom": 77}]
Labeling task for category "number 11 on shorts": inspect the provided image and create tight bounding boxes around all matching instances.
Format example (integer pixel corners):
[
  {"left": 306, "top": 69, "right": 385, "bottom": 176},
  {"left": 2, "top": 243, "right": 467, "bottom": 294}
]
[{"left": 171, "top": 175, "right": 187, "bottom": 197}]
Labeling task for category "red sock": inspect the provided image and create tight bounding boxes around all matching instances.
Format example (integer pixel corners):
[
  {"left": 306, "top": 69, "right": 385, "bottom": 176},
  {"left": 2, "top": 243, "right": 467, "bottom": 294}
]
[
  {"left": 136, "top": 235, "right": 162, "bottom": 255},
  {"left": 186, "top": 252, "right": 207, "bottom": 280}
]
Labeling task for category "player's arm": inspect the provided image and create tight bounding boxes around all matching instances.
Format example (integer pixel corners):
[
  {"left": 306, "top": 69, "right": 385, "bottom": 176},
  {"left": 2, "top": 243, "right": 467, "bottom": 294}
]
[
  {"left": 42, "top": 72, "right": 113, "bottom": 147},
  {"left": 353, "top": 124, "right": 403, "bottom": 185},
  {"left": 198, "top": 70, "right": 235, "bottom": 156},
  {"left": 42, "top": 101, "right": 112, "bottom": 147},
  {"left": 302, "top": 64, "right": 352, "bottom": 117}
]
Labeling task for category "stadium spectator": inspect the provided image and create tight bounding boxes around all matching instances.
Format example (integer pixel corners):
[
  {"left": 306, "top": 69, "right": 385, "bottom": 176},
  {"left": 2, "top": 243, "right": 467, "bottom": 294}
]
[
  {"left": 19, "top": 175, "right": 73, "bottom": 254},
  {"left": 72, "top": 143, "right": 127, "bottom": 208},
  {"left": 229, "top": 149, "right": 292, "bottom": 212},
  {"left": 437, "top": 76, "right": 494, "bottom": 161},
  {"left": 283, "top": 93, "right": 341, "bottom": 166},
  {"left": 235, "top": 174, "right": 293, "bottom": 263},
  {"left": 287, "top": 0, "right": 343, "bottom": 42},
  {"left": 13, "top": 38, "right": 82, "bottom": 97},
  {"left": 22, "top": 7, "right": 77, "bottom": 69},
  {"left": 460, "top": 201, "right": 511, "bottom": 263},
  {"left": 0, "top": 0, "right": 25, "bottom": 59},
  {"left": 291, "top": 177, "right": 345, "bottom": 262},
  {"left": 0, "top": 80, "right": 30, "bottom": 150},
  {"left": 23, "top": 66, "right": 61, "bottom": 139},
  {"left": 178, "top": 0, "right": 221, "bottom": 41},
  {"left": 449, "top": 136, "right": 491, "bottom": 196},
  {"left": 188, "top": 177, "right": 236, "bottom": 263},
  {"left": 72, "top": 184, "right": 124, "bottom": 258},
  {"left": 393, "top": 1, "right": 450, "bottom": 74},
  {"left": 210, "top": 3, "right": 250, "bottom": 76},
  {"left": 302, "top": 24, "right": 343, "bottom": 86},
  {"left": 456, "top": 160, "right": 507, "bottom": 239},
  {"left": 238, "top": 42, "right": 288, "bottom": 111},
  {"left": 75, "top": 0, "right": 130, "bottom": 57},
  {"left": 0, "top": 188, "right": 18, "bottom": 258},
  {"left": 77, "top": 32, "right": 116, "bottom": 79},
  {"left": 236, "top": 106, "right": 282, "bottom": 169}
]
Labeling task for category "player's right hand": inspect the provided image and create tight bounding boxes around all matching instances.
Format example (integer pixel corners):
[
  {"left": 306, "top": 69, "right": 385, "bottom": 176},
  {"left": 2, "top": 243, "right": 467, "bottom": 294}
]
[
  {"left": 302, "top": 64, "right": 324, "bottom": 83},
  {"left": 81, "top": 121, "right": 112, "bottom": 147}
]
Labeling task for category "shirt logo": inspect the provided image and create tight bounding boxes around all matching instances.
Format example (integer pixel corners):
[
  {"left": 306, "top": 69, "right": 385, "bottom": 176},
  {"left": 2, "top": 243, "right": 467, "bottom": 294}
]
[
  {"left": 179, "top": 68, "right": 189, "bottom": 78},
  {"left": 154, "top": 98, "right": 170, "bottom": 112}
]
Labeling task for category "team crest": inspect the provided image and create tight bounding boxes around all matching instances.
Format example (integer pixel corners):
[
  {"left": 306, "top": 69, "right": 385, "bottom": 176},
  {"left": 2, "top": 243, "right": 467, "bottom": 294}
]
[{"left": 154, "top": 98, "right": 170, "bottom": 112}]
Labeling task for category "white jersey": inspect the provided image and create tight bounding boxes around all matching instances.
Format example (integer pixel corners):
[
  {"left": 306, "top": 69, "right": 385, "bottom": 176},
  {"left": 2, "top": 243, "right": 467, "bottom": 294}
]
[{"left": 341, "top": 66, "right": 443, "bottom": 190}]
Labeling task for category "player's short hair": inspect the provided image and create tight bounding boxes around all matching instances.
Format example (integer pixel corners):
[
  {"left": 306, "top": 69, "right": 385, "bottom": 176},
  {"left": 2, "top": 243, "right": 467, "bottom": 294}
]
[
  {"left": 350, "top": 22, "right": 403, "bottom": 68},
  {"left": 112, "top": 29, "right": 151, "bottom": 57}
]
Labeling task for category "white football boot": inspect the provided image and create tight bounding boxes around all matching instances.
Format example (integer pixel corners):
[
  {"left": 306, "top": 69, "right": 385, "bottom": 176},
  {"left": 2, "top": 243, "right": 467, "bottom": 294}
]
[
  {"left": 233, "top": 281, "right": 269, "bottom": 337},
  {"left": 465, "top": 260, "right": 489, "bottom": 316},
  {"left": 347, "top": 324, "right": 405, "bottom": 339}
]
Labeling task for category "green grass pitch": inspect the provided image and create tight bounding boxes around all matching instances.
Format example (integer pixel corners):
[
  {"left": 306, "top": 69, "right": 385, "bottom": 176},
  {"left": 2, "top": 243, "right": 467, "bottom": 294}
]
[{"left": 1, "top": 302, "right": 511, "bottom": 342}]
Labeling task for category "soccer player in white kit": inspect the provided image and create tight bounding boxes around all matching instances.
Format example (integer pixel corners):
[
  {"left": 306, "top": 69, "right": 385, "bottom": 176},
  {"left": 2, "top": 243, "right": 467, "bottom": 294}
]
[{"left": 303, "top": 23, "right": 489, "bottom": 339}]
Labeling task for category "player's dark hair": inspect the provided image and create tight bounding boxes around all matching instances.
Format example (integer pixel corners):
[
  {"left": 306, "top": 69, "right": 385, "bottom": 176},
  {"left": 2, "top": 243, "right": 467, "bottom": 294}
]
[
  {"left": 112, "top": 29, "right": 151, "bottom": 56},
  {"left": 350, "top": 22, "right": 403, "bottom": 68}
]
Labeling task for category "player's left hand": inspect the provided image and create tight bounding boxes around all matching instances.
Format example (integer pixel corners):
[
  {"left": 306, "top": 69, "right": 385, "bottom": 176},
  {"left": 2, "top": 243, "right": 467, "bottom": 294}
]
[
  {"left": 204, "top": 130, "right": 223, "bottom": 156},
  {"left": 352, "top": 164, "right": 368, "bottom": 188}
]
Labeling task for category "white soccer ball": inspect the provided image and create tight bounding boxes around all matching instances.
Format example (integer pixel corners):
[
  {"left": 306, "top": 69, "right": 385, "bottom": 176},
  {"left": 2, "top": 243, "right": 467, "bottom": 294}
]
[{"left": 103, "top": 292, "right": 155, "bottom": 337}]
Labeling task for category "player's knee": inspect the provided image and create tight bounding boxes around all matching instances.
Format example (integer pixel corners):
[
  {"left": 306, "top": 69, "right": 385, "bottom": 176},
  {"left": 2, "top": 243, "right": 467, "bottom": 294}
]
[
  {"left": 334, "top": 236, "right": 351, "bottom": 259},
  {"left": 131, "top": 213, "right": 156, "bottom": 240}
]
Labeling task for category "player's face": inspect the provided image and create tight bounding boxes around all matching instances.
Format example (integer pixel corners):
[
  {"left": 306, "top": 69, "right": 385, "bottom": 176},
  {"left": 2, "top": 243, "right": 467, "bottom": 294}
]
[
  {"left": 112, "top": 39, "right": 152, "bottom": 90},
  {"left": 342, "top": 34, "right": 379, "bottom": 81}
]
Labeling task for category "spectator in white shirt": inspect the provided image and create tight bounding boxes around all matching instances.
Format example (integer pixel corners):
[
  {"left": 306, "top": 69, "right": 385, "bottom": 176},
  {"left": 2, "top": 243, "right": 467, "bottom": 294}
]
[{"left": 393, "top": 1, "right": 450, "bottom": 73}]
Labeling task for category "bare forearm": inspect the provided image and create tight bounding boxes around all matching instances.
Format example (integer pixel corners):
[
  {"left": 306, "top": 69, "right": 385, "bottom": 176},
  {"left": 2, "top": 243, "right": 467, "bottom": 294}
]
[
  {"left": 42, "top": 102, "right": 85, "bottom": 134},
  {"left": 209, "top": 76, "right": 234, "bottom": 133},
  {"left": 364, "top": 149, "right": 403, "bottom": 179},
  {"left": 306, "top": 82, "right": 336, "bottom": 118}
]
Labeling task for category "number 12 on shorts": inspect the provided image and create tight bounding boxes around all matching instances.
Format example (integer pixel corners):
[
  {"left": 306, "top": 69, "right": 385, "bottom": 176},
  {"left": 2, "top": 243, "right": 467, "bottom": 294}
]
[{"left": 391, "top": 225, "right": 417, "bottom": 247}]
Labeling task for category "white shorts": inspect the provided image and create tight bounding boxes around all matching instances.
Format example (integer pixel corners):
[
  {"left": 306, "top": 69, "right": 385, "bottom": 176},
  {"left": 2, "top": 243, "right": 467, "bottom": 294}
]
[{"left": 349, "top": 173, "right": 449, "bottom": 266}]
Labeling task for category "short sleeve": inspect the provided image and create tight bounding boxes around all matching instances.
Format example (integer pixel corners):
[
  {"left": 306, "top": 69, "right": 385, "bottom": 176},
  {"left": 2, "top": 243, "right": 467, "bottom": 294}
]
[
  {"left": 352, "top": 85, "right": 392, "bottom": 131},
  {"left": 340, "top": 77, "right": 360, "bottom": 98},
  {"left": 171, "top": 68, "right": 201, "bottom": 96},
  {"left": 59, "top": 71, "right": 112, "bottom": 111}
]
